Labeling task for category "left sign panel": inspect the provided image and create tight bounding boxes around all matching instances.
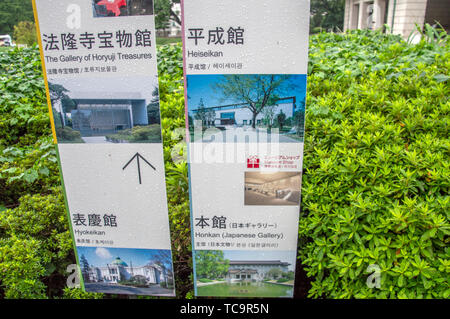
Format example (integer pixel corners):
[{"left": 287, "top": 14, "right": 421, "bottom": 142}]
[{"left": 33, "top": 0, "right": 176, "bottom": 296}]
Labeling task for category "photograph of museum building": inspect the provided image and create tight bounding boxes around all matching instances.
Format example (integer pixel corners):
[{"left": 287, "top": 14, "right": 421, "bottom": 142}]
[
  {"left": 187, "top": 74, "right": 307, "bottom": 143},
  {"left": 195, "top": 250, "right": 295, "bottom": 297},
  {"left": 86, "top": 256, "right": 168, "bottom": 285},
  {"left": 78, "top": 247, "right": 175, "bottom": 296},
  {"left": 244, "top": 172, "right": 302, "bottom": 206},
  {"left": 69, "top": 91, "right": 149, "bottom": 136},
  {"left": 191, "top": 96, "right": 296, "bottom": 127},
  {"left": 226, "top": 260, "right": 291, "bottom": 282},
  {"left": 49, "top": 76, "right": 162, "bottom": 144}
]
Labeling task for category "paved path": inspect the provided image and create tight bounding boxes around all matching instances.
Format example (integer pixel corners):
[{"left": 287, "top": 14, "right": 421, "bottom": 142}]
[
  {"left": 84, "top": 283, "right": 174, "bottom": 296},
  {"left": 195, "top": 128, "right": 300, "bottom": 143},
  {"left": 196, "top": 281, "right": 224, "bottom": 287}
]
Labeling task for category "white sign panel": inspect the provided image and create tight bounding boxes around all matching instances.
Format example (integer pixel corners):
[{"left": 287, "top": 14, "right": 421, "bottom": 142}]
[{"left": 33, "top": 0, "right": 175, "bottom": 296}]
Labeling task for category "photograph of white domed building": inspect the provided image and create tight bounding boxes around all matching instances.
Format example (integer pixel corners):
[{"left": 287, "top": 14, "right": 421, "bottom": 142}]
[
  {"left": 86, "top": 256, "right": 168, "bottom": 285},
  {"left": 77, "top": 247, "right": 175, "bottom": 296}
]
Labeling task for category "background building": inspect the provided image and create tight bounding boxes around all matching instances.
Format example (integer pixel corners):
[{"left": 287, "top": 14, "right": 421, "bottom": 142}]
[
  {"left": 191, "top": 97, "right": 296, "bottom": 127},
  {"left": 344, "top": 0, "right": 449, "bottom": 39}
]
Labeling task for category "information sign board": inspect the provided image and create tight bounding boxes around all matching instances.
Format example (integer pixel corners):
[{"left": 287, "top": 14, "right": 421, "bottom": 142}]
[
  {"left": 181, "top": 0, "right": 310, "bottom": 298},
  {"left": 33, "top": 0, "right": 175, "bottom": 296}
]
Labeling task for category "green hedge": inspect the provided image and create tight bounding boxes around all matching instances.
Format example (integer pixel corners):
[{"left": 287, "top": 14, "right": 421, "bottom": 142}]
[
  {"left": 299, "top": 29, "right": 449, "bottom": 298},
  {"left": 106, "top": 124, "right": 162, "bottom": 143},
  {"left": 0, "top": 28, "right": 448, "bottom": 299}
]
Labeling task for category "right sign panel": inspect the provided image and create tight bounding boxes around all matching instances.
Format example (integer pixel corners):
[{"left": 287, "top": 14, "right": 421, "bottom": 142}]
[{"left": 182, "top": 0, "right": 310, "bottom": 298}]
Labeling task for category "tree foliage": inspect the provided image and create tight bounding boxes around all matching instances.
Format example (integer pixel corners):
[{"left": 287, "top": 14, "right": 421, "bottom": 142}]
[
  {"left": 214, "top": 75, "right": 291, "bottom": 128},
  {"left": 195, "top": 250, "right": 229, "bottom": 280},
  {"left": 310, "top": 0, "right": 345, "bottom": 33},
  {"left": 276, "top": 110, "right": 287, "bottom": 130},
  {"left": 48, "top": 82, "right": 72, "bottom": 128},
  {"left": 154, "top": 0, "right": 181, "bottom": 30},
  {"left": 193, "top": 98, "right": 215, "bottom": 127},
  {"left": 13, "top": 21, "right": 37, "bottom": 46},
  {"left": 267, "top": 268, "right": 282, "bottom": 279},
  {"left": 154, "top": 0, "right": 172, "bottom": 30},
  {"left": 0, "top": 0, "right": 34, "bottom": 36}
]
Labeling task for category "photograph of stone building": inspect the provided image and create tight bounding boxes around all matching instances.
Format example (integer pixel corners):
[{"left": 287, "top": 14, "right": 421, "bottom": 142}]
[
  {"left": 195, "top": 250, "right": 296, "bottom": 297},
  {"left": 225, "top": 260, "right": 291, "bottom": 282}
]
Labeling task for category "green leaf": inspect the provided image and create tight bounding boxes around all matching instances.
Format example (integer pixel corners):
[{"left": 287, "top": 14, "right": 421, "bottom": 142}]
[
  {"left": 23, "top": 170, "right": 39, "bottom": 183},
  {"left": 433, "top": 74, "right": 449, "bottom": 83},
  {"left": 398, "top": 275, "right": 404, "bottom": 287}
]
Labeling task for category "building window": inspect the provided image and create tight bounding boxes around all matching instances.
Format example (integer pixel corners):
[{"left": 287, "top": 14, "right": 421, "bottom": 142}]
[
  {"left": 243, "top": 120, "right": 248, "bottom": 125},
  {"left": 220, "top": 112, "right": 235, "bottom": 120},
  {"left": 220, "top": 112, "right": 236, "bottom": 125}
]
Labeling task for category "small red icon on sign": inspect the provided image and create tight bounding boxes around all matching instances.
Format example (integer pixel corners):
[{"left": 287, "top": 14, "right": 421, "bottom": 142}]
[{"left": 247, "top": 156, "right": 260, "bottom": 169}]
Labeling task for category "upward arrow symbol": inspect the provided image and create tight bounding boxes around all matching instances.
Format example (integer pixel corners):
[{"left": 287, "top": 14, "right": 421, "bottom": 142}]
[{"left": 122, "top": 152, "right": 156, "bottom": 185}]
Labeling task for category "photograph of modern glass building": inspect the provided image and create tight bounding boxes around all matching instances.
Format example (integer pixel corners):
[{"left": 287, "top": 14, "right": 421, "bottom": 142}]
[
  {"left": 70, "top": 91, "right": 149, "bottom": 136},
  {"left": 49, "top": 76, "right": 161, "bottom": 143},
  {"left": 186, "top": 74, "right": 307, "bottom": 143}
]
